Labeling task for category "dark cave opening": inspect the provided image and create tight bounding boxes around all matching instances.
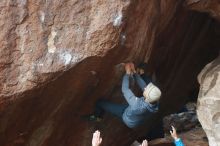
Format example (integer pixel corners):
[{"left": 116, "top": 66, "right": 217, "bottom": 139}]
[{"left": 147, "top": 11, "right": 220, "bottom": 115}]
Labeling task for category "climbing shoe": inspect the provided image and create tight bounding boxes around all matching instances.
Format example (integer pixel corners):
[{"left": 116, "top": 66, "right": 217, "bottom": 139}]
[{"left": 82, "top": 114, "right": 102, "bottom": 122}]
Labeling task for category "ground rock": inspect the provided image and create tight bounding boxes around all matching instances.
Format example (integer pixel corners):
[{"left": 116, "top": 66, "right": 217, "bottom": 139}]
[
  {"left": 163, "top": 103, "right": 200, "bottom": 132},
  {"left": 131, "top": 127, "right": 208, "bottom": 146}
]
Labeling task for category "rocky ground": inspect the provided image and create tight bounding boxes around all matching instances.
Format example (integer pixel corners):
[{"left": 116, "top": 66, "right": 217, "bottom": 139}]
[{"left": 147, "top": 127, "right": 208, "bottom": 146}]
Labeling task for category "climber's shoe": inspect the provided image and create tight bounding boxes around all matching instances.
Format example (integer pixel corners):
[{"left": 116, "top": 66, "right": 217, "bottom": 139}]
[{"left": 81, "top": 114, "right": 103, "bottom": 122}]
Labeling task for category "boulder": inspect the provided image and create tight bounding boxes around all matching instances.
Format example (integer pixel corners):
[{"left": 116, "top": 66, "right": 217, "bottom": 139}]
[{"left": 197, "top": 55, "right": 220, "bottom": 146}]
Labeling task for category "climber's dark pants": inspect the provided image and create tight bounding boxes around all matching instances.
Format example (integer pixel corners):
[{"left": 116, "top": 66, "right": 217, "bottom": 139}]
[{"left": 94, "top": 99, "right": 128, "bottom": 119}]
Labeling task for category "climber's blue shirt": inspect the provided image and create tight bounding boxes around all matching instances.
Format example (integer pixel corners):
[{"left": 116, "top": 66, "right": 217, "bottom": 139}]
[
  {"left": 174, "top": 138, "right": 185, "bottom": 146},
  {"left": 121, "top": 74, "right": 159, "bottom": 128}
]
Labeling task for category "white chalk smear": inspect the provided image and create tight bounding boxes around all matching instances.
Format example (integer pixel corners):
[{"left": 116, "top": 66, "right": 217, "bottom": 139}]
[
  {"left": 113, "top": 11, "right": 123, "bottom": 26},
  {"left": 59, "top": 52, "right": 72, "bottom": 65},
  {"left": 40, "top": 11, "right": 45, "bottom": 22},
  {"left": 47, "top": 29, "right": 57, "bottom": 53}
]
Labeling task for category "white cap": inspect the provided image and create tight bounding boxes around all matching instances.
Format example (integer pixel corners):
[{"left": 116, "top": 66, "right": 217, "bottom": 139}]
[{"left": 143, "top": 82, "right": 161, "bottom": 103}]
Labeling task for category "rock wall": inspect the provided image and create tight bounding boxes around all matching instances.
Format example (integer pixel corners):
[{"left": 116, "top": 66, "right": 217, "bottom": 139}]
[
  {"left": 0, "top": 0, "right": 220, "bottom": 146},
  {"left": 186, "top": 0, "right": 220, "bottom": 21},
  {"left": 197, "top": 56, "right": 220, "bottom": 146},
  {"left": 0, "top": 0, "right": 130, "bottom": 102}
]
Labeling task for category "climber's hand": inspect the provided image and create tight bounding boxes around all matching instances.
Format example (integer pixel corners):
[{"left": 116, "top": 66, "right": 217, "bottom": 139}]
[
  {"left": 129, "top": 62, "right": 136, "bottom": 74},
  {"left": 125, "top": 63, "right": 132, "bottom": 75}
]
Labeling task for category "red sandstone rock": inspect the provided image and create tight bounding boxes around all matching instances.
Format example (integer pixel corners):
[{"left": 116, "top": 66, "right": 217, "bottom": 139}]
[
  {"left": 186, "top": 0, "right": 220, "bottom": 21},
  {"left": 0, "top": 0, "right": 130, "bottom": 100}
]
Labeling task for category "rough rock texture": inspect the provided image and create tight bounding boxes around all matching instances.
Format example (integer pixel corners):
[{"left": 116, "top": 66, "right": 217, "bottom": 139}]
[
  {"left": 186, "top": 0, "right": 220, "bottom": 21},
  {"left": 163, "top": 103, "right": 199, "bottom": 132},
  {"left": 197, "top": 56, "right": 220, "bottom": 146},
  {"left": 0, "top": 0, "right": 130, "bottom": 101},
  {"left": 0, "top": 0, "right": 220, "bottom": 146},
  {"left": 149, "top": 127, "right": 208, "bottom": 146},
  {"left": 179, "top": 127, "right": 208, "bottom": 146}
]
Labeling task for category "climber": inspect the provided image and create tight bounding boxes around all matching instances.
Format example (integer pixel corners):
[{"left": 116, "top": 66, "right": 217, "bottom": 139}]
[{"left": 85, "top": 62, "right": 161, "bottom": 128}]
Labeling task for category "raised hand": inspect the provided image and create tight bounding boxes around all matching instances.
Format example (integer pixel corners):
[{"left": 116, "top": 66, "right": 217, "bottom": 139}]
[
  {"left": 92, "top": 130, "right": 102, "bottom": 146},
  {"left": 170, "top": 126, "right": 178, "bottom": 140},
  {"left": 140, "top": 140, "right": 148, "bottom": 146}
]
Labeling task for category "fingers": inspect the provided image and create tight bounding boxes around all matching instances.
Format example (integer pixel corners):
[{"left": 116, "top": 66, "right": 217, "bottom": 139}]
[
  {"left": 96, "top": 130, "right": 100, "bottom": 138},
  {"left": 93, "top": 131, "right": 96, "bottom": 138},
  {"left": 172, "top": 126, "right": 176, "bottom": 132},
  {"left": 170, "top": 126, "right": 174, "bottom": 137},
  {"left": 125, "top": 63, "right": 131, "bottom": 74},
  {"left": 171, "top": 125, "right": 176, "bottom": 134},
  {"left": 93, "top": 130, "right": 98, "bottom": 136},
  {"left": 99, "top": 138, "right": 102, "bottom": 143},
  {"left": 130, "top": 63, "right": 136, "bottom": 73},
  {"left": 123, "top": 62, "right": 138, "bottom": 75},
  {"left": 141, "top": 140, "right": 148, "bottom": 146},
  {"left": 170, "top": 130, "right": 172, "bottom": 135},
  {"left": 92, "top": 130, "right": 102, "bottom": 146},
  {"left": 170, "top": 126, "right": 174, "bottom": 135},
  {"left": 170, "top": 126, "right": 178, "bottom": 140},
  {"left": 125, "top": 62, "right": 136, "bottom": 74},
  {"left": 93, "top": 130, "right": 100, "bottom": 140}
]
